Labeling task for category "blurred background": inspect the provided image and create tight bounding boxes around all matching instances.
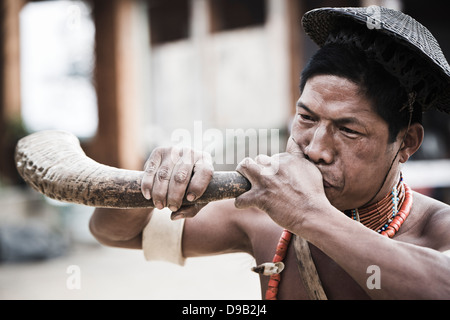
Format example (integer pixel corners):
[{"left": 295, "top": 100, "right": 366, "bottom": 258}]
[{"left": 0, "top": 0, "right": 449, "bottom": 300}]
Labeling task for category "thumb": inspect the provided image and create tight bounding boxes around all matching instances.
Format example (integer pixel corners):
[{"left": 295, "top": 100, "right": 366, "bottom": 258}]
[
  {"left": 234, "top": 191, "right": 257, "bottom": 210},
  {"left": 286, "top": 136, "right": 303, "bottom": 156},
  {"left": 170, "top": 203, "right": 207, "bottom": 220}
]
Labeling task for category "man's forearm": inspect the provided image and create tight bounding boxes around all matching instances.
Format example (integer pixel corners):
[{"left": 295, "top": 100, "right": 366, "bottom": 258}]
[
  {"left": 89, "top": 208, "right": 152, "bottom": 249},
  {"left": 298, "top": 208, "right": 450, "bottom": 299}
]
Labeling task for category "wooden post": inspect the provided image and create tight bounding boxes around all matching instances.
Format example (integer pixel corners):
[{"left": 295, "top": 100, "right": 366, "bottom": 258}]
[
  {"left": 0, "top": 0, "right": 24, "bottom": 124},
  {"left": 89, "top": 0, "right": 143, "bottom": 170},
  {"left": 287, "top": 0, "right": 303, "bottom": 114},
  {"left": 0, "top": 0, "right": 26, "bottom": 183}
]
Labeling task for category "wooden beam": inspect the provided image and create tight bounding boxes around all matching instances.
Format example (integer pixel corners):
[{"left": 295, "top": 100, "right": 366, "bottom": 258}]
[
  {"left": 0, "top": 0, "right": 26, "bottom": 183},
  {"left": 287, "top": 0, "right": 303, "bottom": 114},
  {"left": 90, "top": 0, "right": 142, "bottom": 170},
  {"left": 0, "top": 0, "right": 25, "bottom": 124}
]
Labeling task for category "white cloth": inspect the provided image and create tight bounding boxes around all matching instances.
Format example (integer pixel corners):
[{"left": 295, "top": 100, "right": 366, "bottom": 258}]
[{"left": 142, "top": 208, "right": 186, "bottom": 266}]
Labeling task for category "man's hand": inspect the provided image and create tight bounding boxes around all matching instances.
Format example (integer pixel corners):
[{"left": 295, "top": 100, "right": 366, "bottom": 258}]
[
  {"left": 141, "top": 146, "right": 214, "bottom": 220},
  {"left": 235, "top": 137, "right": 331, "bottom": 232}
]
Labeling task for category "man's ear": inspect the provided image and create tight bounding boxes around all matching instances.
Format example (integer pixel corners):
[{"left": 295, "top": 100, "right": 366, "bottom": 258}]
[{"left": 398, "top": 123, "right": 424, "bottom": 163}]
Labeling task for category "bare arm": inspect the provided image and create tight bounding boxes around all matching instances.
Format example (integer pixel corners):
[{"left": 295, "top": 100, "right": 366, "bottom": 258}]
[
  {"left": 89, "top": 200, "right": 254, "bottom": 258},
  {"left": 299, "top": 205, "right": 450, "bottom": 299},
  {"left": 89, "top": 208, "right": 152, "bottom": 249},
  {"left": 182, "top": 200, "right": 254, "bottom": 257}
]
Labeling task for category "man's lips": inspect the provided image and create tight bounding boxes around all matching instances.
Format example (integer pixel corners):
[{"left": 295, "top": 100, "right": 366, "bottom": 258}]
[
  {"left": 323, "top": 180, "right": 333, "bottom": 188},
  {"left": 322, "top": 176, "right": 342, "bottom": 189},
  {"left": 318, "top": 168, "right": 341, "bottom": 189}
]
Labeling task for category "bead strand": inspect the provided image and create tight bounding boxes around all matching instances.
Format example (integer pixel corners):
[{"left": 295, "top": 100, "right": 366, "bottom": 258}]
[
  {"left": 349, "top": 178, "right": 407, "bottom": 234},
  {"left": 381, "top": 183, "right": 412, "bottom": 238},
  {"left": 265, "top": 229, "right": 292, "bottom": 300}
]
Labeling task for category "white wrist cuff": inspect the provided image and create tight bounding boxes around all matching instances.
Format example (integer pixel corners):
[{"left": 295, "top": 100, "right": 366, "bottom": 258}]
[{"left": 142, "top": 208, "right": 186, "bottom": 266}]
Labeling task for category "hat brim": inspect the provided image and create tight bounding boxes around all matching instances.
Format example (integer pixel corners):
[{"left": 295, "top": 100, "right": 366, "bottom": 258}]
[{"left": 302, "top": 7, "right": 450, "bottom": 113}]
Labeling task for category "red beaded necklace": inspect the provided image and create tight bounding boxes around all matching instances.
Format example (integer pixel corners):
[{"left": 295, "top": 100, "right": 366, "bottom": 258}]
[
  {"left": 349, "top": 175, "right": 413, "bottom": 237},
  {"left": 260, "top": 177, "right": 413, "bottom": 300},
  {"left": 264, "top": 230, "right": 292, "bottom": 300}
]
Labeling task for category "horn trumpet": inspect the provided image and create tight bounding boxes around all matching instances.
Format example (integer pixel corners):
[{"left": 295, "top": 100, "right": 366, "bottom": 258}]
[{"left": 14, "top": 130, "right": 251, "bottom": 208}]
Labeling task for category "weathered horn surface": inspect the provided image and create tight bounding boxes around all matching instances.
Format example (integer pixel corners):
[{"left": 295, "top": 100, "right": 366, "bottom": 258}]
[{"left": 14, "top": 130, "right": 251, "bottom": 208}]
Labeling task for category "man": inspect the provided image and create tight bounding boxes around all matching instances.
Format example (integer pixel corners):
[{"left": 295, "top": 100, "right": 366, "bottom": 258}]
[{"left": 89, "top": 7, "right": 450, "bottom": 299}]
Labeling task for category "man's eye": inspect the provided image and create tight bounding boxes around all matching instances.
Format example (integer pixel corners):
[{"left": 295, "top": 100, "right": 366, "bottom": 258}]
[
  {"left": 298, "top": 114, "right": 314, "bottom": 122},
  {"left": 340, "top": 127, "right": 359, "bottom": 135}
]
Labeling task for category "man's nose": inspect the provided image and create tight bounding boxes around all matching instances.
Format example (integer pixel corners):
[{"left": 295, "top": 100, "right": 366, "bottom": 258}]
[{"left": 304, "top": 125, "right": 334, "bottom": 164}]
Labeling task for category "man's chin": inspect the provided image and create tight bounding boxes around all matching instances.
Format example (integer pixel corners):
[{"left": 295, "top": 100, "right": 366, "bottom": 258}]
[{"left": 324, "top": 189, "right": 349, "bottom": 212}]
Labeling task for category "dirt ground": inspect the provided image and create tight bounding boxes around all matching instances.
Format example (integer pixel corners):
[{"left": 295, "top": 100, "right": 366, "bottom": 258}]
[
  {"left": 0, "top": 241, "right": 261, "bottom": 300},
  {"left": 0, "top": 188, "right": 261, "bottom": 300}
]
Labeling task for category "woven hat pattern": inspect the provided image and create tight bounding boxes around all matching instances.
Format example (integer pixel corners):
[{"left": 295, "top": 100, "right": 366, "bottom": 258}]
[{"left": 302, "top": 6, "right": 450, "bottom": 113}]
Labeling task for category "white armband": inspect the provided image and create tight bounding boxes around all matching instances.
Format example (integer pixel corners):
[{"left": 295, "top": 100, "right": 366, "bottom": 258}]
[{"left": 142, "top": 208, "right": 186, "bottom": 266}]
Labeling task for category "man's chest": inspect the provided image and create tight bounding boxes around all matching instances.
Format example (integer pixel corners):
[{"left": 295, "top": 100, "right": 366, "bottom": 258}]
[{"left": 254, "top": 232, "right": 370, "bottom": 300}]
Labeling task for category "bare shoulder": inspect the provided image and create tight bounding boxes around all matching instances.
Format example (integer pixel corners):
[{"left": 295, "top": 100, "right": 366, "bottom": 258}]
[{"left": 402, "top": 191, "right": 450, "bottom": 252}]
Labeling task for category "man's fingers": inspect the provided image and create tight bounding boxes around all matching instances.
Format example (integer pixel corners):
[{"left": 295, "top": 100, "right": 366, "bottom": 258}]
[
  {"left": 141, "top": 149, "right": 163, "bottom": 200},
  {"left": 167, "top": 157, "right": 194, "bottom": 212},
  {"left": 170, "top": 203, "right": 207, "bottom": 220},
  {"left": 234, "top": 191, "right": 257, "bottom": 209},
  {"left": 151, "top": 148, "right": 182, "bottom": 209},
  {"left": 142, "top": 147, "right": 214, "bottom": 212},
  {"left": 255, "top": 154, "right": 272, "bottom": 166},
  {"left": 185, "top": 152, "right": 214, "bottom": 202},
  {"left": 286, "top": 136, "right": 304, "bottom": 156},
  {"left": 236, "top": 157, "right": 261, "bottom": 185},
  {"left": 234, "top": 157, "right": 263, "bottom": 209}
]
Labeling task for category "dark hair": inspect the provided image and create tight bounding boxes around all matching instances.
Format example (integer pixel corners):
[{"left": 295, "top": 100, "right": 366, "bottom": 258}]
[{"left": 299, "top": 43, "right": 422, "bottom": 143}]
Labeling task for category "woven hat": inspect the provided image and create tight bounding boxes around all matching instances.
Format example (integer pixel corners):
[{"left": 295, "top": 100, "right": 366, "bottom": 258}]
[{"left": 302, "top": 6, "right": 450, "bottom": 113}]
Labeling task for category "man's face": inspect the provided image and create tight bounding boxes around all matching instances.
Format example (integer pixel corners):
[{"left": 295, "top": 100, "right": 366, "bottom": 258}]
[{"left": 291, "top": 75, "right": 399, "bottom": 211}]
